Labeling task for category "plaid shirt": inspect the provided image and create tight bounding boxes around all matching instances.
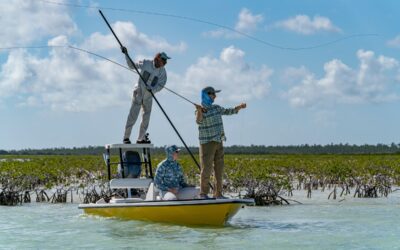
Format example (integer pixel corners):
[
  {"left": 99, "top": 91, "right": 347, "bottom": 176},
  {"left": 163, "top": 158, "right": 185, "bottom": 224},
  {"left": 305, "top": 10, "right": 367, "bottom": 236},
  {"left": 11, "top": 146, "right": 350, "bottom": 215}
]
[{"left": 196, "top": 104, "right": 238, "bottom": 144}]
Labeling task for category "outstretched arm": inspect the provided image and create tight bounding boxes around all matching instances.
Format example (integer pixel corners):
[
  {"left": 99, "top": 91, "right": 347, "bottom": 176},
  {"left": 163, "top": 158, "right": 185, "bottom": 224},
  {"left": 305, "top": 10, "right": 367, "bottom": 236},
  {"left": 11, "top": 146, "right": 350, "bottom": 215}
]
[
  {"left": 121, "top": 46, "right": 141, "bottom": 70},
  {"left": 220, "top": 103, "right": 246, "bottom": 115}
]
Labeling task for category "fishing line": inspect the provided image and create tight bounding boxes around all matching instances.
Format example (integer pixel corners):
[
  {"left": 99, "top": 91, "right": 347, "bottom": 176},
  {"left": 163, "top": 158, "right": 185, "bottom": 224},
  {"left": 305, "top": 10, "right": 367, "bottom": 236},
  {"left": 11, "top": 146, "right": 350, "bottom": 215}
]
[
  {"left": 39, "top": 0, "right": 379, "bottom": 51},
  {"left": 0, "top": 45, "right": 198, "bottom": 106}
]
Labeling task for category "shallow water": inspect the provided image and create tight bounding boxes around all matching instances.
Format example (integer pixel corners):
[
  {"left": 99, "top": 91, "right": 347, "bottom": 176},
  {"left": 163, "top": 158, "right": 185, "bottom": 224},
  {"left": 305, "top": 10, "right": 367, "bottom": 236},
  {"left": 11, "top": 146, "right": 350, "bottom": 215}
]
[{"left": 1, "top": 192, "right": 399, "bottom": 250}]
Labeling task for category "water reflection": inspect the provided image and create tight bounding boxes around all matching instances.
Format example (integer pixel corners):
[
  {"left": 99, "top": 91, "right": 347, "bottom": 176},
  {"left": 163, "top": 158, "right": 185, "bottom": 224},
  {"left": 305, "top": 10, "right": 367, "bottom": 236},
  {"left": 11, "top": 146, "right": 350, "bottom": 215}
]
[{"left": 104, "top": 218, "right": 251, "bottom": 246}]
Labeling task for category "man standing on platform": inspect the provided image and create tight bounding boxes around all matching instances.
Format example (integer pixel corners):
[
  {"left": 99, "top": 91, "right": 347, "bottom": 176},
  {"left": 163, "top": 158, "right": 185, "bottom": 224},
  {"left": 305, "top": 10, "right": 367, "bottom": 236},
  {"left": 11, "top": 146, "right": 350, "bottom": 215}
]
[{"left": 121, "top": 46, "right": 170, "bottom": 144}]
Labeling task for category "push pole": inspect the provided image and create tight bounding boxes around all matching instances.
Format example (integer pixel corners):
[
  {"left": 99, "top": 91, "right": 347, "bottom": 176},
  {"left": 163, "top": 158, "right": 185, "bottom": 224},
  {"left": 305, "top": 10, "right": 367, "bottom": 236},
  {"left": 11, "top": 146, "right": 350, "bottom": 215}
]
[{"left": 98, "top": 10, "right": 212, "bottom": 189}]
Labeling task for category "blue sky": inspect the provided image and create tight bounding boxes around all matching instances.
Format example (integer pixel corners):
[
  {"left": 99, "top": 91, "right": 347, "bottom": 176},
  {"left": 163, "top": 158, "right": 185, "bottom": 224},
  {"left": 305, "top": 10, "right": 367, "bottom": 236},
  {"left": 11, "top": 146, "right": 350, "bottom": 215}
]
[{"left": 1, "top": 0, "right": 400, "bottom": 150}]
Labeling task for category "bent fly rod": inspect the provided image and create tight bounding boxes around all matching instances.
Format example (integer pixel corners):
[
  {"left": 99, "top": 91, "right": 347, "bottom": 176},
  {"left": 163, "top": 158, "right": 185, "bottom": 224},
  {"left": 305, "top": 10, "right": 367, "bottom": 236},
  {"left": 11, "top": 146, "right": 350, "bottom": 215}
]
[{"left": 98, "top": 9, "right": 210, "bottom": 187}]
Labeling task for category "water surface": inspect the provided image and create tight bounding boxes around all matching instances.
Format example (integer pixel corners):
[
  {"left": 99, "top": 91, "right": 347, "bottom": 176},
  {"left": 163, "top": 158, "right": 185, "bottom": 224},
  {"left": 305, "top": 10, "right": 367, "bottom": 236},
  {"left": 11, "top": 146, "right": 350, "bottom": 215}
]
[{"left": 1, "top": 192, "right": 399, "bottom": 249}]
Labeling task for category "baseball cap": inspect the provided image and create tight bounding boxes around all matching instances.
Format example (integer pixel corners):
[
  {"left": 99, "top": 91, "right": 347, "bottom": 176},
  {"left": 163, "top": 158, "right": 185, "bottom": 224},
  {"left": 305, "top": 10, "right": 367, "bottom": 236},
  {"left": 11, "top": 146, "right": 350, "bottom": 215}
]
[
  {"left": 202, "top": 86, "right": 221, "bottom": 94},
  {"left": 170, "top": 145, "right": 180, "bottom": 152},
  {"left": 166, "top": 145, "right": 181, "bottom": 155},
  {"left": 159, "top": 52, "right": 171, "bottom": 61}
]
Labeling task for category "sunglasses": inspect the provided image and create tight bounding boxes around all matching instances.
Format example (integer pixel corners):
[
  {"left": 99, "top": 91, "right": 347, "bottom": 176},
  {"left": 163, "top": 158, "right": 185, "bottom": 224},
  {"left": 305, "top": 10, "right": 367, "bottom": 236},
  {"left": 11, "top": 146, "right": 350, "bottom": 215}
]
[
  {"left": 160, "top": 57, "right": 167, "bottom": 64},
  {"left": 208, "top": 92, "right": 216, "bottom": 95}
]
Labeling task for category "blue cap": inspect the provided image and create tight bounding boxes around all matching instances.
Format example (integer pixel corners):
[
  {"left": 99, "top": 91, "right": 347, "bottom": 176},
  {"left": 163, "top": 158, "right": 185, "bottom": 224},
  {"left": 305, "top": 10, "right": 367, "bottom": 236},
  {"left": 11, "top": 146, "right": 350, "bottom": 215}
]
[
  {"left": 170, "top": 145, "right": 180, "bottom": 152},
  {"left": 159, "top": 52, "right": 171, "bottom": 60},
  {"left": 165, "top": 145, "right": 180, "bottom": 154},
  {"left": 165, "top": 145, "right": 180, "bottom": 160}
]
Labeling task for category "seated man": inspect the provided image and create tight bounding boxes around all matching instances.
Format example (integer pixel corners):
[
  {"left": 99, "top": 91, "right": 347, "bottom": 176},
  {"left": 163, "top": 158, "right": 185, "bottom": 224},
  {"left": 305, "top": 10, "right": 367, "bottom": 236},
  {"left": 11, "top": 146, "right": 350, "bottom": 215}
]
[{"left": 154, "top": 145, "right": 198, "bottom": 200}]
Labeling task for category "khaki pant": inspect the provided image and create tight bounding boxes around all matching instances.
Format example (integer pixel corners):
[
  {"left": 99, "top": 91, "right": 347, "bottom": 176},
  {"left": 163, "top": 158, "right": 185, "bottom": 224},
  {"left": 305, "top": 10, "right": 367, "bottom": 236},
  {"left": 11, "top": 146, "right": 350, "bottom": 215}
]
[
  {"left": 123, "top": 89, "right": 153, "bottom": 141},
  {"left": 199, "top": 141, "right": 224, "bottom": 197}
]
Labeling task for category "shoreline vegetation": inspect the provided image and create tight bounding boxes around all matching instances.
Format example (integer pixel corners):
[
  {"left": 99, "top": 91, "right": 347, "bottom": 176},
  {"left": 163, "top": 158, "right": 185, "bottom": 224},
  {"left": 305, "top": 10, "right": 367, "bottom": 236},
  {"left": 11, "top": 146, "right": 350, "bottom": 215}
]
[
  {"left": 2, "top": 143, "right": 400, "bottom": 155},
  {"left": 1, "top": 148, "right": 399, "bottom": 206}
]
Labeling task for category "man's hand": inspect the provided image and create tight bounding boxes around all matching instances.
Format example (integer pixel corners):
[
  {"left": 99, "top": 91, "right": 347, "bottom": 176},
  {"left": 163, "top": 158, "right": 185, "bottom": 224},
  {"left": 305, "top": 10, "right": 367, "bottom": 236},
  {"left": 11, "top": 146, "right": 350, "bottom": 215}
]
[
  {"left": 121, "top": 46, "right": 128, "bottom": 54},
  {"left": 235, "top": 102, "right": 247, "bottom": 111},
  {"left": 195, "top": 104, "right": 207, "bottom": 113},
  {"left": 145, "top": 85, "right": 152, "bottom": 92}
]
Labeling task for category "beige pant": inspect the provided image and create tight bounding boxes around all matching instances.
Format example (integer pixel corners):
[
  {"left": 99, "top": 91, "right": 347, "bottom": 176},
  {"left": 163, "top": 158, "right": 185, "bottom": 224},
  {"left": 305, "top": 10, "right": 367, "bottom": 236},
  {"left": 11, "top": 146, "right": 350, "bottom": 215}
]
[
  {"left": 123, "top": 89, "right": 153, "bottom": 141},
  {"left": 199, "top": 141, "right": 224, "bottom": 197}
]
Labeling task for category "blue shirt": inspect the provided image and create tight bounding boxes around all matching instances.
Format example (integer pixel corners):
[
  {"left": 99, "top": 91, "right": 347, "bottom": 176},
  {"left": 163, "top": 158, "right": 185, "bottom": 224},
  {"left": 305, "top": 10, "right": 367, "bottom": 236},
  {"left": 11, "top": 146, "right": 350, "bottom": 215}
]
[{"left": 154, "top": 159, "right": 187, "bottom": 191}]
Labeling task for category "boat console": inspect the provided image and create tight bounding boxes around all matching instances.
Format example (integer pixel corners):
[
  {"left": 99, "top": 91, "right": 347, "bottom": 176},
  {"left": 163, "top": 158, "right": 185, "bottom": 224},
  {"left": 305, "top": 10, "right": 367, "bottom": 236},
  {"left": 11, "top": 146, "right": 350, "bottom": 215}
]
[{"left": 104, "top": 143, "right": 156, "bottom": 200}]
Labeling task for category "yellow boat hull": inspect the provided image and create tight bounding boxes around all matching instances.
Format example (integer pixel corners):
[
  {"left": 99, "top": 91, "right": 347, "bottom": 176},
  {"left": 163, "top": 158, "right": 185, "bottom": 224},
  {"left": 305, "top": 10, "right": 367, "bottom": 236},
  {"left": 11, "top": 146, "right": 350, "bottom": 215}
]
[{"left": 79, "top": 199, "right": 253, "bottom": 226}]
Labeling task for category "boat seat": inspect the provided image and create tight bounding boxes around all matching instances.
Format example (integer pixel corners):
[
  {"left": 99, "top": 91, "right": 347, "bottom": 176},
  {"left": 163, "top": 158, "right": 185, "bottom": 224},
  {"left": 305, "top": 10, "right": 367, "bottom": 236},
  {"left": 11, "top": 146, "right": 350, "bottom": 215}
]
[
  {"left": 110, "top": 178, "right": 152, "bottom": 189},
  {"left": 118, "top": 151, "right": 142, "bottom": 178}
]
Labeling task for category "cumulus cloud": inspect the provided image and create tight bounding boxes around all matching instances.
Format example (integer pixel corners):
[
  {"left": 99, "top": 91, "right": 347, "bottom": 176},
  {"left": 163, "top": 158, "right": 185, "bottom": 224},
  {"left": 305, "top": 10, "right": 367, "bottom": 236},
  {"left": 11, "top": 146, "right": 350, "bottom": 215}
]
[
  {"left": 169, "top": 46, "right": 272, "bottom": 103},
  {"left": 0, "top": 36, "right": 134, "bottom": 112},
  {"left": 387, "top": 35, "right": 400, "bottom": 48},
  {"left": 274, "top": 15, "right": 341, "bottom": 35},
  {"left": 235, "top": 8, "right": 264, "bottom": 33},
  {"left": 0, "top": 0, "right": 77, "bottom": 47},
  {"left": 0, "top": 2, "right": 264, "bottom": 112},
  {"left": 280, "top": 66, "right": 312, "bottom": 86},
  {"left": 82, "top": 21, "right": 187, "bottom": 53},
  {"left": 204, "top": 8, "right": 263, "bottom": 38},
  {"left": 1, "top": 41, "right": 269, "bottom": 111},
  {"left": 283, "top": 50, "right": 400, "bottom": 107},
  {"left": 0, "top": 1, "right": 187, "bottom": 112}
]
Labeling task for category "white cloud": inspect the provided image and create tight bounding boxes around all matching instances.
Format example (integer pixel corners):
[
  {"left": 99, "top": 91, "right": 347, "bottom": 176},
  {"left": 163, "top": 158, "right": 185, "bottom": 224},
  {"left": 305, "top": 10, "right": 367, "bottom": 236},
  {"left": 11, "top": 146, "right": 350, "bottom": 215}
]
[
  {"left": 204, "top": 8, "right": 263, "bottom": 38},
  {"left": 280, "top": 66, "right": 312, "bottom": 86},
  {"left": 235, "top": 8, "right": 264, "bottom": 33},
  {"left": 387, "top": 35, "right": 400, "bottom": 48},
  {"left": 0, "top": 1, "right": 187, "bottom": 112},
  {"left": 274, "top": 15, "right": 341, "bottom": 35},
  {"left": 283, "top": 50, "right": 400, "bottom": 107},
  {"left": 0, "top": 0, "right": 77, "bottom": 47},
  {"left": 82, "top": 21, "right": 187, "bottom": 53},
  {"left": 169, "top": 46, "right": 272, "bottom": 103},
  {"left": 1, "top": 42, "right": 270, "bottom": 111},
  {"left": 0, "top": 3, "right": 264, "bottom": 112},
  {"left": 0, "top": 36, "right": 133, "bottom": 112}
]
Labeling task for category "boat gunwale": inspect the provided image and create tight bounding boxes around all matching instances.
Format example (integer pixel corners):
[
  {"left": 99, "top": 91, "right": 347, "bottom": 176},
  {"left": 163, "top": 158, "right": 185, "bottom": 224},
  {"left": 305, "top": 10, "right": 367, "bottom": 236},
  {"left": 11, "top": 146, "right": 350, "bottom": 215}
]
[{"left": 78, "top": 198, "right": 254, "bottom": 209}]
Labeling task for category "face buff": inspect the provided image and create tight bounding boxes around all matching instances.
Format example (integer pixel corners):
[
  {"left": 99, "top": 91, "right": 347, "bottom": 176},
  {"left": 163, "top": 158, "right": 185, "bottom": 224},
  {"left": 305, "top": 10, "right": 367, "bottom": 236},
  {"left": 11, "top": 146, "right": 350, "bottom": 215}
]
[{"left": 201, "top": 90, "right": 213, "bottom": 106}]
